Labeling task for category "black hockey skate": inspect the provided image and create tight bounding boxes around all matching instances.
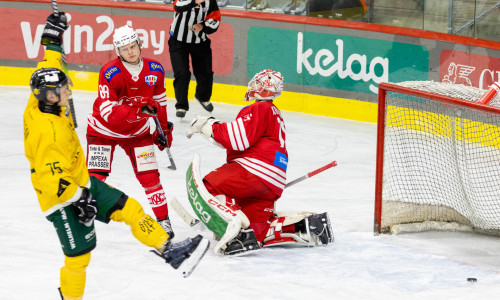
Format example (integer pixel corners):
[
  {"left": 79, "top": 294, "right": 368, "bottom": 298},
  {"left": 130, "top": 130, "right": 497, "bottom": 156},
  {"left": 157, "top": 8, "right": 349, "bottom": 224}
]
[
  {"left": 306, "top": 212, "right": 334, "bottom": 245},
  {"left": 152, "top": 235, "right": 210, "bottom": 278},
  {"left": 195, "top": 97, "right": 214, "bottom": 112},
  {"left": 223, "top": 228, "right": 261, "bottom": 256}
]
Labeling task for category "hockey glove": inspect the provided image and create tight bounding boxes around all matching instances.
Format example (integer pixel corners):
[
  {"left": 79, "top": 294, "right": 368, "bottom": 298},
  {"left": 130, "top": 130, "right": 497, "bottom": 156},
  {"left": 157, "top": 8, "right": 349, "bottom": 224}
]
[
  {"left": 153, "top": 121, "right": 173, "bottom": 150},
  {"left": 41, "top": 12, "right": 69, "bottom": 46},
  {"left": 186, "top": 116, "right": 220, "bottom": 138},
  {"left": 73, "top": 187, "right": 98, "bottom": 227},
  {"left": 130, "top": 97, "right": 160, "bottom": 119}
]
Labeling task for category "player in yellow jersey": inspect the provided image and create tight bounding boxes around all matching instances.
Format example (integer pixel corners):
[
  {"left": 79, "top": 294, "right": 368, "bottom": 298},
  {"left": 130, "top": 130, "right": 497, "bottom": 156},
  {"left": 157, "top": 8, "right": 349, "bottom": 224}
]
[{"left": 23, "top": 12, "right": 209, "bottom": 299}]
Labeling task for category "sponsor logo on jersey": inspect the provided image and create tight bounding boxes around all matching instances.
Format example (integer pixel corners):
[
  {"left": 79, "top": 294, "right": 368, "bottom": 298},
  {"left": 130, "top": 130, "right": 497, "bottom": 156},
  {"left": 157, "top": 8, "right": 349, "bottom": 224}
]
[
  {"left": 104, "top": 66, "right": 121, "bottom": 82},
  {"left": 85, "top": 229, "right": 96, "bottom": 241},
  {"left": 137, "top": 151, "right": 155, "bottom": 159},
  {"left": 148, "top": 192, "right": 166, "bottom": 206},
  {"left": 273, "top": 152, "right": 288, "bottom": 170},
  {"left": 149, "top": 62, "right": 164, "bottom": 74},
  {"left": 60, "top": 208, "right": 76, "bottom": 250},
  {"left": 145, "top": 75, "right": 158, "bottom": 86}
]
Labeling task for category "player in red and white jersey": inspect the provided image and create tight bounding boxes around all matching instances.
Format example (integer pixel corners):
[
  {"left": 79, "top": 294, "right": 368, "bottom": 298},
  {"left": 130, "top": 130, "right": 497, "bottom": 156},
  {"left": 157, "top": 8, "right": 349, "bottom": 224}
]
[
  {"left": 212, "top": 81, "right": 288, "bottom": 198},
  {"left": 187, "top": 70, "right": 333, "bottom": 255},
  {"left": 187, "top": 70, "right": 334, "bottom": 255},
  {"left": 187, "top": 69, "right": 287, "bottom": 242},
  {"left": 86, "top": 25, "right": 175, "bottom": 239}
]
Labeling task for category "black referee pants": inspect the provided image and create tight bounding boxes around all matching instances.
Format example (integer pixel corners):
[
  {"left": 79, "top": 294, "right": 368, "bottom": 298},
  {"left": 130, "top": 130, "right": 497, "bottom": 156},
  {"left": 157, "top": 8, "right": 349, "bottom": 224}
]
[{"left": 168, "top": 37, "right": 214, "bottom": 111}]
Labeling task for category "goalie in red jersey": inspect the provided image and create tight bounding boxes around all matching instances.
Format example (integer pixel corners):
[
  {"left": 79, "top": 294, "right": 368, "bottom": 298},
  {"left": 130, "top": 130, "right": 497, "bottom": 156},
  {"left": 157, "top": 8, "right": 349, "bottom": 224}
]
[
  {"left": 186, "top": 69, "right": 334, "bottom": 255},
  {"left": 86, "top": 25, "right": 175, "bottom": 238}
]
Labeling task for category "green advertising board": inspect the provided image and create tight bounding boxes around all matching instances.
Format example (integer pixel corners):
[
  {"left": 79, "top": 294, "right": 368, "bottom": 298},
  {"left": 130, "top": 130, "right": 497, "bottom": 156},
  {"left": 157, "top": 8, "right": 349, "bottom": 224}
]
[{"left": 247, "top": 27, "right": 429, "bottom": 94}]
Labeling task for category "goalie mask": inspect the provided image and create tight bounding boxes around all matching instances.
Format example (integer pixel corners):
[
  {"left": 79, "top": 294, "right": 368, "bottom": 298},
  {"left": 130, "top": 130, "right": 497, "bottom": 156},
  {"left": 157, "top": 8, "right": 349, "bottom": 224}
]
[
  {"left": 30, "top": 68, "right": 68, "bottom": 103},
  {"left": 113, "top": 25, "right": 142, "bottom": 57},
  {"left": 244, "top": 69, "right": 284, "bottom": 101}
]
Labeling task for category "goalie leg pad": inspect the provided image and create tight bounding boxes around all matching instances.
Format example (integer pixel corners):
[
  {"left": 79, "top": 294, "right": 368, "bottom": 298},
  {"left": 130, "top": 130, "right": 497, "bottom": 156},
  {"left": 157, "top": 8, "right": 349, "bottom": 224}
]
[
  {"left": 263, "top": 212, "right": 314, "bottom": 247},
  {"left": 262, "top": 211, "right": 334, "bottom": 247},
  {"left": 186, "top": 153, "right": 250, "bottom": 254}
]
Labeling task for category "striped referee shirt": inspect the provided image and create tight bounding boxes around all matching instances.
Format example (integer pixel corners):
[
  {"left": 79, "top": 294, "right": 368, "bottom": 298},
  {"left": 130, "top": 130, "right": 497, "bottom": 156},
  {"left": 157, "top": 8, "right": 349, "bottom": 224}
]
[{"left": 170, "top": 0, "right": 221, "bottom": 44}]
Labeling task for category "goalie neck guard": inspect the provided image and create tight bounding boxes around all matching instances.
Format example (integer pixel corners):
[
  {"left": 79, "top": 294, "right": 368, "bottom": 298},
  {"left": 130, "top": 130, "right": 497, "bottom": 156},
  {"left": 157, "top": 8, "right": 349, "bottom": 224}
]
[{"left": 244, "top": 69, "right": 284, "bottom": 101}]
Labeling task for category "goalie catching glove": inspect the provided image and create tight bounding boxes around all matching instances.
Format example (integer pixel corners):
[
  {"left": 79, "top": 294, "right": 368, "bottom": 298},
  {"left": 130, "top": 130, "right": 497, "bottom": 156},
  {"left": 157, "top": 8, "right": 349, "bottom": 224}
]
[
  {"left": 41, "top": 12, "right": 69, "bottom": 46},
  {"left": 73, "top": 187, "right": 98, "bottom": 227},
  {"left": 186, "top": 115, "right": 222, "bottom": 147}
]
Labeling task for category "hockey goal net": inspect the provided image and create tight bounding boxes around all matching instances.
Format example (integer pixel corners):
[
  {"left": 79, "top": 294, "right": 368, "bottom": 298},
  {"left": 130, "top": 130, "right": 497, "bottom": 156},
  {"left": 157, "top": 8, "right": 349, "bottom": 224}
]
[{"left": 374, "top": 81, "right": 500, "bottom": 235}]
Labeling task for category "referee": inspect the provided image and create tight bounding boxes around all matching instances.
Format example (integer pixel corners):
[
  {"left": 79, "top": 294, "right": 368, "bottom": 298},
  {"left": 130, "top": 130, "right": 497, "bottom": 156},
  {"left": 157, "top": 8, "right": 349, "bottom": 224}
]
[{"left": 168, "top": 0, "right": 221, "bottom": 118}]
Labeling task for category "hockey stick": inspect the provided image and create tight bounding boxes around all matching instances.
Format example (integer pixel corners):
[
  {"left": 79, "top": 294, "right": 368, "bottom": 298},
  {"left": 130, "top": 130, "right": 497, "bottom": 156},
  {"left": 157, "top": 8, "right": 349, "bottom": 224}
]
[
  {"left": 285, "top": 161, "right": 337, "bottom": 188},
  {"left": 51, "top": 0, "right": 78, "bottom": 128},
  {"left": 171, "top": 160, "right": 337, "bottom": 228},
  {"left": 170, "top": 198, "right": 205, "bottom": 230},
  {"left": 153, "top": 117, "right": 177, "bottom": 170}
]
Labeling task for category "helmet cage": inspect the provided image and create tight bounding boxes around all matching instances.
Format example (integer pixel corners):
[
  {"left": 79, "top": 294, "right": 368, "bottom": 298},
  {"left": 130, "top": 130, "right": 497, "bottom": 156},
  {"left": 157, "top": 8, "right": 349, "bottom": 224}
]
[
  {"left": 245, "top": 69, "right": 284, "bottom": 101},
  {"left": 30, "top": 68, "right": 68, "bottom": 102}
]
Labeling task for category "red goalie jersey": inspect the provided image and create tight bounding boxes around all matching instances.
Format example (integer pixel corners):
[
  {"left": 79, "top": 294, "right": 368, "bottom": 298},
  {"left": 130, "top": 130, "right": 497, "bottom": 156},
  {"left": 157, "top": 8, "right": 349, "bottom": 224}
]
[
  {"left": 87, "top": 57, "right": 168, "bottom": 139},
  {"left": 212, "top": 101, "right": 288, "bottom": 196}
]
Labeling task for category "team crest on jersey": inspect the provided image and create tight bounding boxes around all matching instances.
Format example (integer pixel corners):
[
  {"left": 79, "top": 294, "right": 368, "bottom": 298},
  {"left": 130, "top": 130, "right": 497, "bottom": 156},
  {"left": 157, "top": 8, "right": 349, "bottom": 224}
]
[
  {"left": 57, "top": 178, "right": 71, "bottom": 197},
  {"left": 145, "top": 75, "right": 158, "bottom": 86},
  {"left": 104, "top": 66, "right": 121, "bottom": 82},
  {"left": 148, "top": 62, "right": 164, "bottom": 74}
]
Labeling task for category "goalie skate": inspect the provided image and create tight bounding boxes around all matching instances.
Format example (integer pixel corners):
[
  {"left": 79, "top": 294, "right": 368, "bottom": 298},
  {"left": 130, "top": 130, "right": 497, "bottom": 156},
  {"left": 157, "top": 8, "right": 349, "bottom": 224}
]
[
  {"left": 223, "top": 228, "right": 260, "bottom": 256},
  {"left": 306, "top": 212, "right": 334, "bottom": 245}
]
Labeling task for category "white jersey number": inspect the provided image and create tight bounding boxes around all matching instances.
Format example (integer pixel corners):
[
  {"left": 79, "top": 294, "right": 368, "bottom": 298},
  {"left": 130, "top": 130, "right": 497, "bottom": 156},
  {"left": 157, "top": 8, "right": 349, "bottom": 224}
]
[
  {"left": 277, "top": 117, "right": 286, "bottom": 148},
  {"left": 99, "top": 84, "right": 110, "bottom": 99}
]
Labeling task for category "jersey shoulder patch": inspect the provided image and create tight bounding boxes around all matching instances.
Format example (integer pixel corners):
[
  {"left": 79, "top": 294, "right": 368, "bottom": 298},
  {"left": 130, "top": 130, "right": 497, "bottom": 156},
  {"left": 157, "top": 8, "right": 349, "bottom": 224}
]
[
  {"left": 103, "top": 65, "right": 121, "bottom": 82},
  {"left": 148, "top": 61, "right": 164, "bottom": 74}
]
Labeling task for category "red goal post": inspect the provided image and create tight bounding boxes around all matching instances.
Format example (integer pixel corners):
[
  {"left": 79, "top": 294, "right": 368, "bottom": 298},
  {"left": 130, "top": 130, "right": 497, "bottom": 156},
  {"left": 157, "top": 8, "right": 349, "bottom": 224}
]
[{"left": 374, "top": 81, "right": 500, "bottom": 235}]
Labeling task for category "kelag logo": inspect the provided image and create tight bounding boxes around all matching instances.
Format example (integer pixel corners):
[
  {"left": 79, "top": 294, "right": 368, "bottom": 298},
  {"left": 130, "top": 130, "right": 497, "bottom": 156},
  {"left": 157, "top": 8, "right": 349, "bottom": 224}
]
[{"left": 247, "top": 27, "right": 429, "bottom": 94}]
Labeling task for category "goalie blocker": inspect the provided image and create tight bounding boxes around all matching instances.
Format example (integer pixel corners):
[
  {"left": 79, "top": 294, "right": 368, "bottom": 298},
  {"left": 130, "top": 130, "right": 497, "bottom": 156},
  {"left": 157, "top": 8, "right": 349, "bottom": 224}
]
[{"left": 186, "top": 153, "right": 334, "bottom": 255}]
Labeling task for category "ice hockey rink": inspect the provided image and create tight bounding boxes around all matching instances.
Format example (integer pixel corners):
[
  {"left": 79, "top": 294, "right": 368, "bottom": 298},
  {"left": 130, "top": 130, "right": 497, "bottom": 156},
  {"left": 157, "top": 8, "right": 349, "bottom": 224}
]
[{"left": 2, "top": 86, "right": 500, "bottom": 299}]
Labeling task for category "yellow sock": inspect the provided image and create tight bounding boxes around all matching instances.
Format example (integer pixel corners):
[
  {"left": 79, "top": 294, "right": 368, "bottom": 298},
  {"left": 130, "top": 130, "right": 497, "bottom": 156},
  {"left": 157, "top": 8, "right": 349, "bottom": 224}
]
[
  {"left": 110, "top": 197, "right": 169, "bottom": 250},
  {"left": 60, "top": 252, "right": 90, "bottom": 300}
]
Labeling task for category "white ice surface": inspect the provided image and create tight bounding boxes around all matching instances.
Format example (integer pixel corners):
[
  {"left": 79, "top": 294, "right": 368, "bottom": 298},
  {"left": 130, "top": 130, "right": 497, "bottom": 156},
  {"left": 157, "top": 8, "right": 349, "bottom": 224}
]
[{"left": 1, "top": 86, "right": 500, "bottom": 299}]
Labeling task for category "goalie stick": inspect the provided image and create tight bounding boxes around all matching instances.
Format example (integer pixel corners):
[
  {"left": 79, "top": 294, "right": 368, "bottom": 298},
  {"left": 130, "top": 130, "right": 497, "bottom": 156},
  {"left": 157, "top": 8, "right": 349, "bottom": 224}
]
[
  {"left": 51, "top": 0, "right": 78, "bottom": 128},
  {"left": 153, "top": 117, "right": 177, "bottom": 170},
  {"left": 285, "top": 161, "right": 337, "bottom": 188},
  {"left": 171, "top": 160, "right": 337, "bottom": 228}
]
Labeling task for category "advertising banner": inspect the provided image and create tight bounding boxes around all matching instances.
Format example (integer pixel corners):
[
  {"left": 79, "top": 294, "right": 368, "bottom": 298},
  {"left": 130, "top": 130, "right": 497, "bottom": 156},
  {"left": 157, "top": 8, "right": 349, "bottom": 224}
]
[
  {"left": 0, "top": 8, "right": 233, "bottom": 75},
  {"left": 247, "top": 27, "right": 429, "bottom": 94},
  {"left": 440, "top": 49, "right": 500, "bottom": 90}
]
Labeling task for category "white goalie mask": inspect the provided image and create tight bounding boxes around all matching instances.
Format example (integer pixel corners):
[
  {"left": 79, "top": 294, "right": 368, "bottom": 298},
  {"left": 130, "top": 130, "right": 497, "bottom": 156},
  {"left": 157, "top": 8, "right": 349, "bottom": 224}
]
[
  {"left": 244, "top": 69, "right": 284, "bottom": 101},
  {"left": 113, "top": 25, "right": 141, "bottom": 57}
]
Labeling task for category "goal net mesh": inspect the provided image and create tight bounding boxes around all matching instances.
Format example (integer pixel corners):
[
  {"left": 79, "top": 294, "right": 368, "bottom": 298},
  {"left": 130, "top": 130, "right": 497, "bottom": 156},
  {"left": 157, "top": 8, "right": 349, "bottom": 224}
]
[{"left": 376, "top": 81, "right": 500, "bottom": 235}]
